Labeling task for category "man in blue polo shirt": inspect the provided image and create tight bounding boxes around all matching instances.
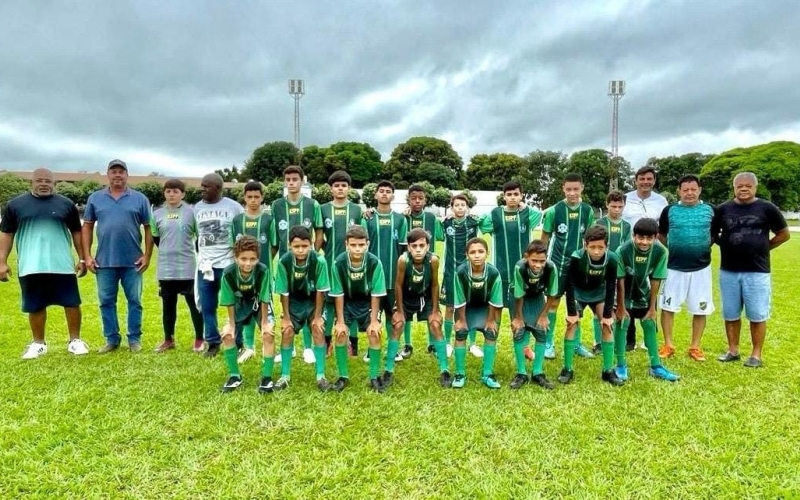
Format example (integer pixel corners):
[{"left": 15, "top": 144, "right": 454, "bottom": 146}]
[{"left": 82, "top": 159, "right": 154, "bottom": 353}]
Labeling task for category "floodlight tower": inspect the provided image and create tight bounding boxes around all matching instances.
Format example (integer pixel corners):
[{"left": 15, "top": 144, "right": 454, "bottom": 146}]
[
  {"left": 608, "top": 80, "right": 625, "bottom": 191},
  {"left": 288, "top": 79, "right": 305, "bottom": 147}
]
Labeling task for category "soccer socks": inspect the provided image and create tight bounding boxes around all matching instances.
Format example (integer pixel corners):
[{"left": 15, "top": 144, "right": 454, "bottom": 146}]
[
  {"left": 593, "top": 317, "right": 602, "bottom": 346},
  {"left": 601, "top": 341, "right": 614, "bottom": 371},
  {"left": 224, "top": 346, "right": 240, "bottom": 378},
  {"left": 468, "top": 329, "right": 477, "bottom": 346},
  {"left": 615, "top": 318, "right": 629, "bottom": 367},
  {"left": 513, "top": 331, "right": 530, "bottom": 374},
  {"left": 427, "top": 326, "right": 435, "bottom": 348},
  {"left": 261, "top": 355, "right": 275, "bottom": 378},
  {"left": 563, "top": 338, "right": 576, "bottom": 371},
  {"left": 482, "top": 343, "right": 497, "bottom": 377},
  {"left": 404, "top": 322, "right": 412, "bottom": 346},
  {"left": 335, "top": 345, "right": 349, "bottom": 379},
  {"left": 574, "top": 323, "right": 584, "bottom": 348},
  {"left": 302, "top": 325, "right": 313, "bottom": 350},
  {"left": 368, "top": 347, "right": 381, "bottom": 379},
  {"left": 386, "top": 339, "right": 400, "bottom": 372},
  {"left": 532, "top": 341, "right": 546, "bottom": 375},
  {"left": 642, "top": 318, "right": 660, "bottom": 367},
  {"left": 454, "top": 345, "right": 467, "bottom": 375},
  {"left": 280, "top": 347, "right": 293, "bottom": 378},
  {"left": 243, "top": 323, "right": 255, "bottom": 350},
  {"left": 313, "top": 344, "right": 326, "bottom": 379},
  {"left": 444, "top": 319, "right": 453, "bottom": 344},
  {"left": 434, "top": 339, "right": 448, "bottom": 372},
  {"left": 545, "top": 311, "right": 557, "bottom": 346}
]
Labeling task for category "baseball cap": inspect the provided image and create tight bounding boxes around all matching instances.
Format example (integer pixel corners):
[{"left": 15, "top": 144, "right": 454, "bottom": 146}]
[{"left": 107, "top": 159, "right": 128, "bottom": 171}]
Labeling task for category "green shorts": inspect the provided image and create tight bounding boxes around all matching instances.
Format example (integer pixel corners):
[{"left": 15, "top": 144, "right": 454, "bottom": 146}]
[
  {"left": 287, "top": 298, "right": 317, "bottom": 332},
  {"left": 464, "top": 305, "right": 491, "bottom": 331},
  {"left": 440, "top": 270, "right": 455, "bottom": 307},
  {"left": 520, "top": 295, "right": 546, "bottom": 328}
]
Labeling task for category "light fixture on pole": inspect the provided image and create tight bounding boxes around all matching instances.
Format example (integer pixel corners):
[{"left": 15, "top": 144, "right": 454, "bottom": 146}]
[
  {"left": 288, "top": 79, "right": 305, "bottom": 147},
  {"left": 608, "top": 80, "right": 625, "bottom": 191}
]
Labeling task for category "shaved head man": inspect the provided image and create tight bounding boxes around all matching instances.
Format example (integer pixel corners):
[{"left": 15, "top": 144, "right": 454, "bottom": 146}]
[{"left": 0, "top": 168, "right": 90, "bottom": 359}]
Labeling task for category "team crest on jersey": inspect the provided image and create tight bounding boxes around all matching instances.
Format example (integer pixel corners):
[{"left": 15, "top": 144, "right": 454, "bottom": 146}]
[
  {"left": 350, "top": 272, "right": 364, "bottom": 280},
  {"left": 235, "top": 234, "right": 243, "bottom": 241},
  {"left": 467, "top": 227, "right": 476, "bottom": 235},
  {"left": 635, "top": 256, "right": 647, "bottom": 263},
  {"left": 412, "top": 274, "right": 423, "bottom": 283},
  {"left": 580, "top": 225, "right": 586, "bottom": 233},
  {"left": 412, "top": 219, "right": 423, "bottom": 227},
  {"left": 288, "top": 207, "right": 300, "bottom": 215},
  {"left": 240, "top": 284, "right": 253, "bottom": 291},
  {"left": 294, "top": 271, "right": 306, "bottom": 279},
  {"left": 557, "top": 223, "right": 568, "bottom": 234},
  {"left": 528, "top": 277, "right": 540, "bottom": 285},
  {"left": 324, "top": 218, "right": 333, "bottom": 228},
  {"left": 519, "top": 224, "right": 527, "bottom": 233},
  {"left": 393, "top": 229, "right": 399, "bottom": 240},
  {"left": 349, "top": 219, "right": 357, "bottom": 226},
  {"left": 303, "top": 218, "right": 312, "bottom": 228},
  {"left": 260, "top": 234, "right": 267, "bottom": 244},
  {"left": 471, "top": 281, "right": 484, "bottom": 289},
  {"left": 446, "top": 226, "right": 456, "bottom": 236},
  {"left": 245, "top": 221, "right": 258, "bottom": 229},
  {"left": 278, "top": 220, "right": 288, "bottom": 230},
  {"left": 569, "top": 212, "right": 579, "bottom": 220},
  {"left": 166, "top": 213, "right": 179, "bottom": 220},
  {"left": 379, "top": 218, "right": 391, "bottom": 226},
  {"left": 504, "top": 215, "right": 517, "bottom": 222},
  {"left": 334, "top": 209, "right": 346, "bottom": 216},
  {"left": 610, "top": 226, "right": 620, "bottom": 233},
  {"left": 699, "top": 302, "right": 707, "bottom": 311},
  {"left": 588, "top": 268, "right": 603, "bottom": 276}
]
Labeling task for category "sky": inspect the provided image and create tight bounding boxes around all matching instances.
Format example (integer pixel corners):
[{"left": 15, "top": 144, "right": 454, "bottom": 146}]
[{"left": 1, "top": 0, "right": 798, "bottom": 177}]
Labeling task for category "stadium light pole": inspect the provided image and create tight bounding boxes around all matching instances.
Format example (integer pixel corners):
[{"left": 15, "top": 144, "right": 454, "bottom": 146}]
[
  {"left": 288, "top": 79, "right": 305, "bottom": 147},
  {"left": 608, "top": 80, "right": 625, "bottom": 191}
]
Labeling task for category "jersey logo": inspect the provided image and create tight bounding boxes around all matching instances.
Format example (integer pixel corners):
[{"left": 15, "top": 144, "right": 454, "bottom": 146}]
[
  {"left": 288, "top": 207, "right": 300, "bottom": 215},
  {"left": 446, "top": 226, "right": 455, "bottom": 236},
  {"left": 245, "top": 221, "right": 258, "bottom": 228},
  {"left": 635, "top": 256, "right": 647, "bottom": 263},
  {"left": 348, "top": 219, "right": 357, "bottom": 226},
  {"left": 379, "top": 218, "right": 391, "bottom": 226},
  {"left": 699, "top": 301, "right": 708, "bottom": 311},
  {"left": 334, "top": 209, "right": 346, "bottom": 216},
  {"left": 528, "top": 278, "right": 540, "bottom": 285},
  {"left": 610, "top": 226, "right": 620, "bottom": 233},
  {"left": 350, "top": 272, "right": 364, "bottom": 280},
  {"left": 504, "top": 215, "right": 517, "bottom": 222},
  {"left": 303, "top": 218, "right": 312, "bottom": 228},
  {"left": 166, "top": 213, "right": 179, "bottom": 220},
  {"left": 393, "top": 229, "right": 399, "bottom": 240},
  {"left": 580, "top": 225, "right": 586, "bottom": 233},
  {"left": 278, "top": 220, "right": 288, "bottom": 230},
  {"left": 324, "top": 218, "right": 333, "bottom": 228},
  {"left": 467, "top": 227, "right": 476, "bottom": 235},
  {"left": 412, "top": 274, "right": 423, "bottom": 283},
  {"left": 557, "top": 223, "right": 568, "bottom": 234},
  {"left": 260, "top": 234, "right": 267, "bottom": 244},
  {"left": 588, "top": 268, "right": 603, "bottom": 276},
  {"left": 569, "top": 212, "right": 579, "bottom": 220},
  {"left": 240, "top": 284, "right": 253, "bottom": 291},
  {"left": 471, "top": 281, "right": 484, "bottom": 289},
  {"left": 294, "top": 271, "right": 306, "bottom": 279},
  {"left": 412, "top": 220, "right": 423, "bottom": 227}
]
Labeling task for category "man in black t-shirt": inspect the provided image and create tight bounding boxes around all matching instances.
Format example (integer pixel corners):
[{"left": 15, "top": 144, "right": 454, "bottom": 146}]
[{"left": 713, "top": 172, "right": 790, "bottom": 368}]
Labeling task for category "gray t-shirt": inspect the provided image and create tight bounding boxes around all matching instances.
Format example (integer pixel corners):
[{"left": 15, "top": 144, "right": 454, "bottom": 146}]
[
  {"left": 193, "top": 198, "right": 243, "bottom": 269},
  {"left": 151, "top": 203, "right": 197, "bottom": 280}
]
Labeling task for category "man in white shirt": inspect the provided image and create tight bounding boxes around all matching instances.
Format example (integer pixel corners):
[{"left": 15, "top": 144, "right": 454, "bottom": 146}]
[{"left": 623, "top": 166, "right": 669, "bottom": 226}]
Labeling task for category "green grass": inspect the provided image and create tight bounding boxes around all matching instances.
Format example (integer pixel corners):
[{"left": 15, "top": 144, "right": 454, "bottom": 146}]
[{"left": 1, "top": 241, "right": 799, "bottom": 499}]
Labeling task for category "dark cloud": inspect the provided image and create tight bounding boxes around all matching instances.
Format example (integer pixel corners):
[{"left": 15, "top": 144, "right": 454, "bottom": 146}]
[{"left": 0, "top": 0, "right": 798, "bottom": 175}]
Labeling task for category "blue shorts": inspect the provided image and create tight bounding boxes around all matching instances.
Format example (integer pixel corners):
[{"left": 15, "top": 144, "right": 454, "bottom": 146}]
[
  {"left": 719, "top": 270, "right": 771, "bottom": 323},
  {"left": 20, "top": 273, "right": 81, "bottom": 313}
]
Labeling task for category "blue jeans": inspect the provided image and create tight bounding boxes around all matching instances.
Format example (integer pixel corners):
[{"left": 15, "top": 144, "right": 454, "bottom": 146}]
[
  {"left": 197, "top": 268, "right": 224, "bottom": 344},
  {"left": 96, "top": 267, "right": 143, "bottom": 345}
]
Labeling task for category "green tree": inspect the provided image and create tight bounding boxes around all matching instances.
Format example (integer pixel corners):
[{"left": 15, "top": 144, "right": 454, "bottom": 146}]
[
  {"left": 429, "top": 186, "right": 453, "bottom": 211},
  {"left": 0, "top": 173, "right": 30, "bottom": 206},
  {"left": 546, "top": 149, "right": 633, "bottom": 209},
  {"left": 361, "top": 183, "right": 378, "bottom": 208},
  {"left": 459, "top": 189, "right": 478, "bottom": 208},
  {"left": 242, "top": 141, "right": 299, "bottom": 184},
  {"left": 78, "top": 180, "right": 103, "bottom": 203},
  {"left": 184, "top": 186, "right": 202, "bottom": 205},
  {"left": 300, "top": 145, "right": 330, "bottom": 185},
  {"left": 134, "top": 181, "right": 166, "bottom": 207},
  {"left": 700, "top": 141, "right": 800, "bottom": 210},
  {"left": 384, "top": 137, "right": 463, "bottom": 189},
  {"left": 312, "top": 184, "right": 333, "bottom": 205},
  {"left": 347, "top": 189, "right": 362, "bottom": 205},
  {"left": 262, "top": 180, "right": 285, "bottom": 206},
  {"left": 55, "top": 182, "right": 83, "bottom": 205},
  {"left": 215, "top": 164, "right": 243, "bottom": 182},
  {"left": 464, "top": 153, "right": 527, "bottom": 191},
  {"left": 300, "top": 142, "right": 384, "bottom": 188},
  {"left": 525, "top": 150, "right": 568, "bottom": 207},
  {"left": 223, "top": 187, "right": 244, "bottom": 205},
  {"left": 415, "top": 162, "right": 458, "bottom": 189},
  {"left": 644, "top": 153, "right": 714, "bottom": 197}
]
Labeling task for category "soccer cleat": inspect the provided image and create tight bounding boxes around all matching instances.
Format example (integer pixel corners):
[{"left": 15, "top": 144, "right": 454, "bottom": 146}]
[
  {"left": 592, "top": 344, "right": 602, "bottom": 355},
  {"left": 257, "top": 377, "right": 274, "bottom": 394},
  {"left": 203, "top": 344, "right": 220, "bottom": 358},
  {"left": 658, "top": 345, "right": 675, "bottom": 359},
  {"left": 717, "top": 352, "right": 741, "bottom": 362},
  {"left": 601, "top": 369, "right": 625, "bottom": 386},
  {"left": 446, "top": 344, "right": 454, "bottom": 358},
  {"left": 303, "top": 348, "right": 316, "bottom": 364},
  {"left": 97, "top": 343, "right": 119, "bottom": 355},
  {"left": 574, "top": 344, "right": 595, "bottom": 358},
  {"left": 469, "top": 344, "right": 484, "bottom": 358},
  {"left": 557, "top": 368, "right": 574, "bottom": 384},
  {"left": 650, "top": 365, "right": 680, "bottom": 381},
  {"left": 316, "top": 378, "right": 332, "bottom": 392},
  {"left": 221, "top": 376, "right": 243, "bottom": 393},
  {"left": 192, "top": 339, "right": 205, "bottom": 353},
  {"left": 531, "top": 373, "right": 555, "bottom": 390},
  {"left": 332, "top": 377, "right": 349, "bottom": 392},
  {"left": 22, "top": 342, "right": 47, "bottom": 360},
  {"left": 544, "top": 345, "right": 557, "bottom": 360},
  {"left": 509, "top": 373, "right": 529, "bottom": 389},
  {"left": 440, "top": 371, "right": 453, "bottom": 388},
  {"left": 743, "top": 357, "right": 763, "bottom": 368},
  {"left": 237, "top": 348, "right": 255, "bottom": 364},
  {"left": 67, "top": 338, "right": 89, "bottom": 356},
  {"left": 524, "top": 346, "right": 535, "bottom": 361},
  {"left": 481, "top": 374, "right": 501, "bottom": 389},
  {"left": 394, "top": 351, "right": 404, "bottom": 362},
  {"left": 369, "top": 378, "right": 386, "bottom": 393},
  {"left": 154, "top": 340, "right": 175, "bottom": 353},
  {"left": 688, "top": 347, "right": 706, "bottom": 362},
  {"left": 273, "top": 376, "right": 290, "bottom": 391},
  {"left": 381, "top": 371, "right": 394, "bottom": 387},
  {"left": 427, "top": 345, "right": 436, "bottom": 355},
  {"left": 129, "top": 343, "right": 142, "bottom": 353},
  {"left": 401, "top": 344, "right": 413, "bottom": 359},
  {"left": 615, "top": 365, "right": 629, "bottom": 381},
  {"left": 451, "top": 374, "right": 466, "bottom": 389}
]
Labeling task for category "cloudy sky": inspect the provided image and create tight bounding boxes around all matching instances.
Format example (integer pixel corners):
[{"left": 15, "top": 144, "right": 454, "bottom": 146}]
[{"left": 1, "top": 0, "right": 798, "bottom": 177}]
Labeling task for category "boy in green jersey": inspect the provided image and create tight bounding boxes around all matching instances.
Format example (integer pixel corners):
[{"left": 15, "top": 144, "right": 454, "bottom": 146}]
[
  {"left": 271, "top": 165, "right": 324, "bottom": 364},
  {"left": 615, "top": 218, "right": 680, "bottom": 382},
  {"left": 510, "top": 241, "right": 559, "bottom": 390},
  {"left": 440, "top": 194, "right": 481, "bottom": 358},
  {"left": 452, "top": 238, "right": 504, "bottom": 389},
  {"left": 541, "top": 172, "right": 596, "bottom": 359},
  {"left": 218, "top": 236, "right": 276, "bottom": 394},
  {"left": 275, "top": 226, "right": 332, "bottom": 392},
  {"left": 329, "top": 226, "right": 388, "bottom": 393},
  {"left": 559, "top": 226, "right": 625, "bottom": 387},
  {"left": 384, "top": 228, "right": 451, "bottom": 388},
  {"left": 477, "top": 180, "right": 542, "bottom": 361},
  {"left": 592, "top": 190, "right": 631, "bottom": 353},
  {"left": 317, "top": 170, "right": 363, "bottom": 356},
  {"left": 229, "top": 181, "right": 277, "bottom": 363},
  {"left": 404, "top": 184, "right": 444, "bottom": 359},
  {"left": 363, "top": 180, "right": 408, "bottom": 362}
]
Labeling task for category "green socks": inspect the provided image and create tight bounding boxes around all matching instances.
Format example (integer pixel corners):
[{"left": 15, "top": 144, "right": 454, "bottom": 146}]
[
  {"left": 615, "top": 318, "right": 629, "bottom": 367},
  {"left": 302, "top": 325, "right": 312, "bottom": 350},
  {"left": 454, "top": 345, "right": 467, "bottom": 375},
  {"left": 513, "top": 331, "right": 530, "bottom": 375},
  {"left": 224, "top": 346, "right": 240, "bottom": 377},
  {"left": 563, "top": 338, "right": 576, "bottom": 371},
  {"left": 386, "top": 339, "right": 400, "bottom": 372},
  {"left": 313, "top": 344, "right": 326, "bottom": 379},
  {"left": 593, "top": 317, "right": 602, "bottom": 346},
  {"left": 575, "top": 323, "right": 584, "bottom": 348},
  {"left": 280, "top": 347, "right": 293, "bottom": 378},
  {"left": 601, "top": 341, "right": 614, "bottom": 371},
  {"left": 404, "top": 322, "right": 412, "bottom": 346},
  {"left": 243, "top": 323, "right": 255, "bottom": 350},
  {"left": 642, "top": 318, "right": 660, "bottom": 368},
  {"left": 444, "top": 319, "right": 453, "bottom": 344},
  {"left": 368, "top": 347, "right": 381, "bottom": 379},
  {"left": 427, "top": 326, "right": 434, "bottom": 348},
  {"left": 468, "top": 329, "right": 477, "bottom": 346},
  {"left": 434, "top": 339, "right": 448, "bottom": 372},
  {"left": 261, "top": 355, "right": 275, "bottom": 378},
  {"left": 532, "top": 341, "right": 546, "bottom": 375},
  {"left": 482, "top": 343, "right": 497, "bottom": 377},
  {"left": 546, "top": 311, "right": 557, "bottom": 345},
  {"left": 335, "top": 345, "right": 349, "bottom": 379}
]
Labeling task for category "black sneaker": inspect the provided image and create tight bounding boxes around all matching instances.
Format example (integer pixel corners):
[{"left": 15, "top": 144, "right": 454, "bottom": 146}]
[
  {"left": 592, "top": 343, "right": 602, "bottom": 355},
  {"left": 602, "top": 369, "right": 625, "bottom": 386},
  {"left": 257, "top": 376, "right": 274, "bottom": 394},
  {"left": 369, "top": 377, "right": 386, "bottom": 393},
  {"left": 531, "top": 373, "right": 555, "bottom": 390},
  {"left": 427, "top": 345, "right": 436, "bottom": 355},
  {"left": 204, "top": 343, "right": 221, "bottom": 358},
  {"left": 440, "top": 370, "right": 453, "bottom": 388},
  {"left": 381, "top": 370, "right": 394, "bottom": 387},
  {"left": 316, "top": 378, "right": 332, "bottom": 392},
  {"left": 273, "top": 376, "right": 290, "bottom": 391},
  {"left": 557, "top": 368, "right": 574, "bottom": 384},
  {"left": 221, "top": 376, "right": 243, "bottom": 393},
  {"left": 509, "top": 373, "right": 529, "bottom": 389},
  {"left": 401, "top": 345, "right": 414, "bottom": 359},
  {"left": 332, "top": 376, "right": 349, "bottom": 392}
]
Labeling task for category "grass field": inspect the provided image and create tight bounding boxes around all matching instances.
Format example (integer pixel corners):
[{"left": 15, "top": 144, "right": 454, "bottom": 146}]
[{"left": 1, "top": 240, "right": 799, "bottom": 499}]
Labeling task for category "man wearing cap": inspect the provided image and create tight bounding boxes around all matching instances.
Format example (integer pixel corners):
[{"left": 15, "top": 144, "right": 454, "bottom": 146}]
[
  {"left": 82, "top": 159, "right": 154, "bottom": 353},
  {"left": 0, "top": 168, "right": 90, "bottom": 359}
]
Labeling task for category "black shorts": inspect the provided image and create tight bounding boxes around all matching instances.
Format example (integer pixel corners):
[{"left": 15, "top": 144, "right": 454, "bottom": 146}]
[
  {"left": 574, "top": 300, "right": 603, "bottom": 318},
  {"left": 400, "top": 295, "right": 434, "bottom": 321},
  {"left": 20, "top": 273, "right": 81, "bottom": 313},
  {"left": 158, "top": 279, "right": 194, "bottom": 298},
  {"left": 379, "top": 289, "right": 396, "bottom": 318}
]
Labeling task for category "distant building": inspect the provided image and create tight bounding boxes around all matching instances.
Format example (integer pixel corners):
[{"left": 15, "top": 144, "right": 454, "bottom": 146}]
[{"left": 0, "top": 170, "right": 245, "bottom": 189}]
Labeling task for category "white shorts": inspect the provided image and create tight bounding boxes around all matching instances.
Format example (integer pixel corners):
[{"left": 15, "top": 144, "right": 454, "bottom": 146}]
[{"left": 660, "top": 267, "right": 715, "bottom": 316}]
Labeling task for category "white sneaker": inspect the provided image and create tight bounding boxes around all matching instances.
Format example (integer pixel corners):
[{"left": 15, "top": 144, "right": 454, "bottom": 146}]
[
  {"left": 275, "top": 348, "right": 297, "bottom": 364},
  {"left": 237, "top": 348, "right": 255, "bottom": 364},
  {"left": 67, "top": 338, "right": 89, "bottom": 355},
  {"left": 22, "top": 342, "right": 47, "bottom": 359},
  {"left": 446, "top": 344, "right": 454, "bottom": 358},
  {"left": 303, "top": 348, "right": 316, "bottom": 364},
  {"left": 469, "top": 344, "right": 484, "bottom": 358}
]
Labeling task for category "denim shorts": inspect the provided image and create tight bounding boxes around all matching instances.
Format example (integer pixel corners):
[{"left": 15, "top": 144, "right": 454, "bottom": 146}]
[{"left": 719, "top": 270, "right": 771, "bottom": 322}]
